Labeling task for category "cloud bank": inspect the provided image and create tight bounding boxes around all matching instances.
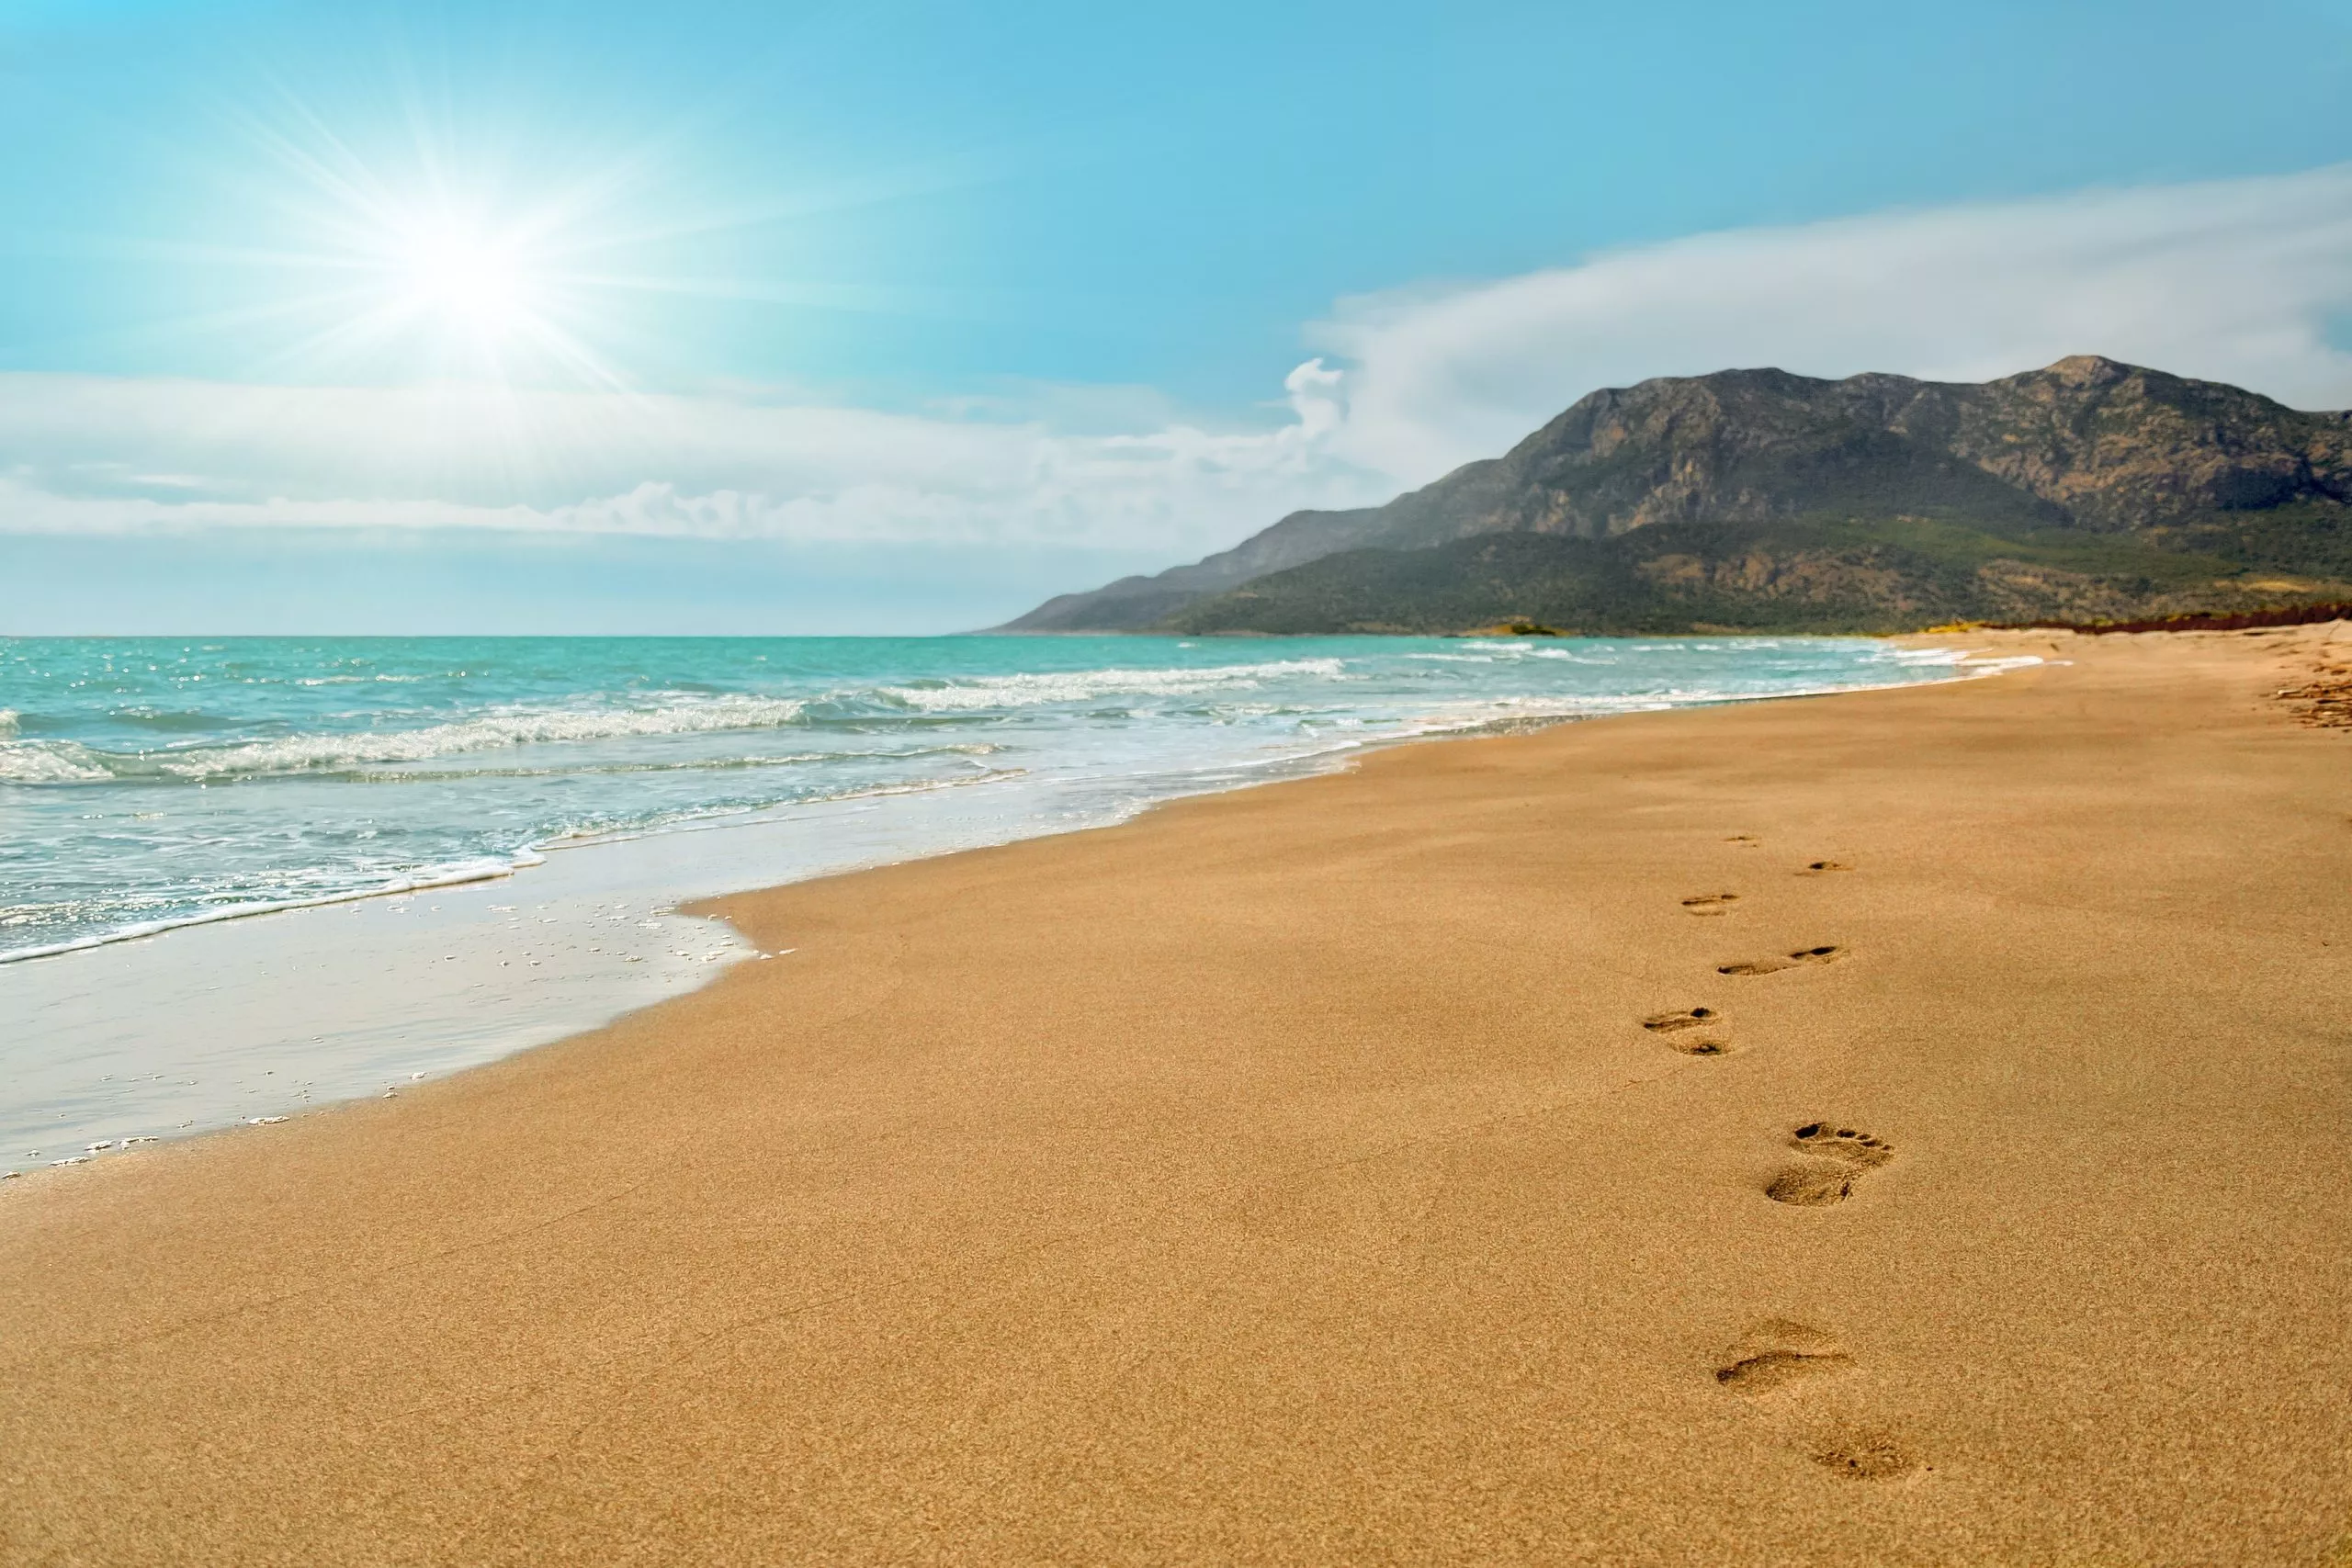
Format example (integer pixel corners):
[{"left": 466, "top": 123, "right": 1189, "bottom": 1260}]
[
  {"left": 1308, "top": 164, "right": 2352, "bottom": 480},
  {"left": 0, "top": 368, "right": 1384, "bottom": 556},
  {"left": 7, "top": 164, "right": 2352, "bottom": 561}
]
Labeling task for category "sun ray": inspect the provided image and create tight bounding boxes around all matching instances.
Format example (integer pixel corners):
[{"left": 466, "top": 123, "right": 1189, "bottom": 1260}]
[{"left": 25, "top": 37, "right": 1049, "bottom": 400}]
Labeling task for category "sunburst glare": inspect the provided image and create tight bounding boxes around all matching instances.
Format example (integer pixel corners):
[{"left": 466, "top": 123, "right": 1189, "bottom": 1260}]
[
  {"left": 194, "top": 87, "right": 679, "bottom": 391},
  {"left": 51, "top": 56, "right": 1010, "bottom": 406},
  {"left": 393, "top": 218, "right": 537, "bottom": 335}
]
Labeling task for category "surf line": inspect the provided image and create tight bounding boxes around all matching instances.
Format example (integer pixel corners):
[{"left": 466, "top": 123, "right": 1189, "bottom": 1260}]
[{"left": 0, "top": 852, "right": 545, "bottom": 967}]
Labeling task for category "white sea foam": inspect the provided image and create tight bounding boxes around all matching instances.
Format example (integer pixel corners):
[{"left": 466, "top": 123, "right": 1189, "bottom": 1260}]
[
  {"left": 0, "top": 766, "right": 1033, "bottom": 964},
  {"left": 544, "top": 765, "right": 1029, "bottom": 848},
  {"left": 5, "top": 665, "right": 1353, "bottom": 785},
  {"left": 0, "top": 855, "right": 528, "bottom": 964},
  {"left": 1880, "top": 645, "right": 2047, "bottom": 676},
  {"left": 879, "top": 659, "right": 1347, "bottom": 712},
  {"left": 345, "top": 739, "right": 1008, "bottom": 784},
  {"left": 0, "top": 740, "right": 115, "bottom": 784},
  {"left": 0, "top": 694, "right": 813, "bottom": 784}
]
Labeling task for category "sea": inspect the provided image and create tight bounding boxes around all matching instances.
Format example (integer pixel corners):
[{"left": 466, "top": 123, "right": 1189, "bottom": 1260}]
[{"left": 0, "top": 634, "right": 2009, "bottom": 1173}]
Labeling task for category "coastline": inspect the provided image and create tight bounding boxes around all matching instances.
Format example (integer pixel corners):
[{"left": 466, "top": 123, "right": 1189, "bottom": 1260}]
[
  {"left": 0, "top": 636, "right": 1971, "bottom": 971},
  {"left": 2, "top": 625, "right": 2346, "bottom": 1563},
  {"left": 1, "top": 637, "right": 1995, "bottom": 1169}
]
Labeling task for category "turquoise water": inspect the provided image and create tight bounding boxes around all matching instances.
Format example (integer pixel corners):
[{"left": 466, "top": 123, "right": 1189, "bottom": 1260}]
[{"left": 2, "top": 634, "right": 1966, "bottom": 964}]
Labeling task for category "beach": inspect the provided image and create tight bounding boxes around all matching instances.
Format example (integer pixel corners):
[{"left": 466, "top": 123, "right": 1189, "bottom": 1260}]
[
  {"left": 2, "top": 623, "right": 2346, "bottom": 1563},
  {"left": 0, "top": 634, "right": 1959, "bottom": 1161}
]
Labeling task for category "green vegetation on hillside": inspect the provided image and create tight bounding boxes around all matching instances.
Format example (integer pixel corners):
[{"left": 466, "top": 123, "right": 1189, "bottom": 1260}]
[{"left": 1159, "top": 511, "right": 2352, "bottom": 637}]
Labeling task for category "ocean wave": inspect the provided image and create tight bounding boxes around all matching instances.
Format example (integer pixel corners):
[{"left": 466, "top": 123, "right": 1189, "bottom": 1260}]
[
  {"left": 0, "top": 763, "right": 1035, "bottom": 963},
  {"left": 304, "top": 741, "right": 1009, "bottom": 784},
  {"left": 878, "top": 658, "right": 1348, "bottom": 712},
  {"left": 0, "top": 854, "right": 533, "bottom": 965},
  {"left": 0, "top": 694, "right": 813, "bottom": 784},
  {"left": 108, "top": 708, "right": 233, "bottom": 732},
  {"left": 0, "top": 708, "right": 16, "bottom": 738},
  {"left": 541, "top": 764, "right": 1031, "bottom": 848},
  {"left": 0, "top": 663, "right": 1361, "bottom": 784},
  {"left": 0, "top": 741, "right": 116, "bottom": 784}
]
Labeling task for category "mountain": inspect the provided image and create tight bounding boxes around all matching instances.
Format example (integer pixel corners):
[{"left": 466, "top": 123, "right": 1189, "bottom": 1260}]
[{"left": 992, "top": 356, "right": 2352, "bottom": 635}]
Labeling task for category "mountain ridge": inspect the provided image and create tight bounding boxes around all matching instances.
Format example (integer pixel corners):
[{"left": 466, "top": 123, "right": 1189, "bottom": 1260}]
[{"left": 993, "top": 356, "right": 2352, "bottom": 636}]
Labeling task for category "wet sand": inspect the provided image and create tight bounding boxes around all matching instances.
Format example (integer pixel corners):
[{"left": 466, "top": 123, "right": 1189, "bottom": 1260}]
[{"left": 3, "top": 626, "right": 2348, "bottom": 1566}]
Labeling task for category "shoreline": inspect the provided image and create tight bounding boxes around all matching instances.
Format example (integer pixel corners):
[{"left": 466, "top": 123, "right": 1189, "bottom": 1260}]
[
  {"left": 0, "top": 637, "right": 1980, "bottom": 971},
  {"left": 1, "top": 639, "right": 2009, "bottom": 1176},
  {"left": 4, "top": 625, "right": 2344, "bottom": 1562}
]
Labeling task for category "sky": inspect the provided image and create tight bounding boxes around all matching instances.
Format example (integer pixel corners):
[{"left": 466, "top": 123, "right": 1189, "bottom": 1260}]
[{"left": 3, "top": 0, "right": 2350, "bottom": 634}]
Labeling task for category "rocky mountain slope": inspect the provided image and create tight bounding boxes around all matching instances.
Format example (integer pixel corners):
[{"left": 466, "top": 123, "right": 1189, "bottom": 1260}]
[{"left": 994, "top": 356, "right": 2352, "bottom": 635}]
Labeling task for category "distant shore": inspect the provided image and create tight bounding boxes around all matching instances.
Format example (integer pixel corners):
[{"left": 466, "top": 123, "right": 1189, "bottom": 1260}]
[{"left": 3, "top": 624, "right": 2346, "bottom": 1564}]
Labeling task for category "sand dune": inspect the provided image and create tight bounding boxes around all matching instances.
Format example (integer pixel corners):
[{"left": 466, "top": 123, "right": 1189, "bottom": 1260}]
[{"left": 2, "top": 626, "right": 2347, "bottom": 1565}]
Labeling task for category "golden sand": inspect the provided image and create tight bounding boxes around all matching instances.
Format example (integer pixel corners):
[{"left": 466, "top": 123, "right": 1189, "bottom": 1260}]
[{"left": 3, "top": 626, "right": 2348, "bottom": 1565}]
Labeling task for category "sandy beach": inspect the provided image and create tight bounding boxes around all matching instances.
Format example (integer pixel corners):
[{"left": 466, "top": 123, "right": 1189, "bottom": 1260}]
[{"left": 2, "top": 625, "right": 2347, "bottom": 1565}]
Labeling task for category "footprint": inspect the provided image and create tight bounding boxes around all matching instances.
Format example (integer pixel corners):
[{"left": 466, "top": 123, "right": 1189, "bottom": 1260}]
[
  {"left": 1725, "top": 834, "right": 1762, "bottom": 846},
  {"left": 1713, "top": 1320, "right": 1852, "bottom": 1394},
  {"left": 1766, "top": 1122, "right": 1895, "bottom": 1206},
  {"left": 1789, "top": 1122, "right": 1895, "bottom": 1167},
  {"left": 1798, "top": 861, "right": 1852, "bottom": 874},
  {"left": 1641, "top": 1007, "right": 1735, "bottom": 1055},
  {"left": 1805, "top": 1424, "right": 1924, "bottom": 1481},
  {"left": 1681, "top": 892, "right": 1740, "bottom": 915},
  {"left": 1669, "top": 1036, "right": 1735, "bottom": 1057},
  {"left": 1717, "top": 944, "right": 1846, "bottom": 976}
]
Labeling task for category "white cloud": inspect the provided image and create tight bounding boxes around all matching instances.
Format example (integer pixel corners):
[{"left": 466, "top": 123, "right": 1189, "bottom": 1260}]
[
  {"left": 0, "top": 371, "right": 1390, "bottom": 551},
  {"left": 5, "top": 164, "right": 2351, "bottom": 558},
  {"left": 1313, "top": 164, "right": 2352, "bottom": 481}
]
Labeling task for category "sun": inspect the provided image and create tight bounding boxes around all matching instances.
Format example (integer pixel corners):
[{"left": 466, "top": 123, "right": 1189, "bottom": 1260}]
[
  {"left": 209, "top": 96, "right": 756, "bottom": 387},
  {"left": 393, "top": 220, "right": 537, "bottom": 338}
]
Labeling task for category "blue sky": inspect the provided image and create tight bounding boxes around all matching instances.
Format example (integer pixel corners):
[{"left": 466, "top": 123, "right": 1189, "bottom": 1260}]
[{"left": 4, "top": 0, "right": 2350, "bottom": 633}]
